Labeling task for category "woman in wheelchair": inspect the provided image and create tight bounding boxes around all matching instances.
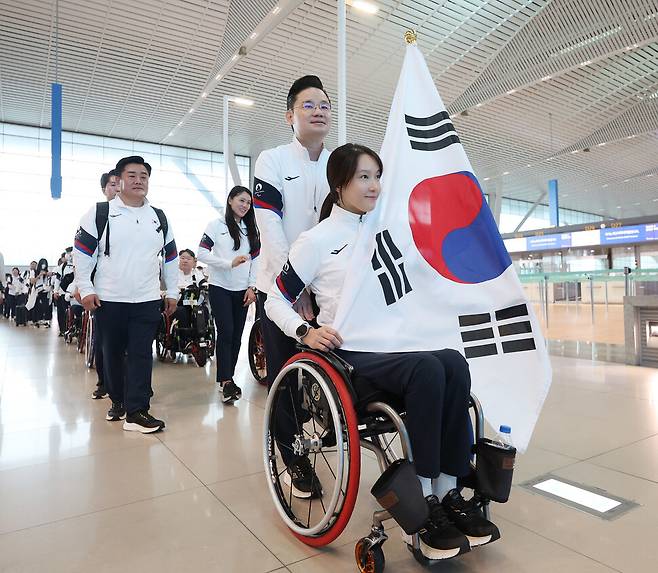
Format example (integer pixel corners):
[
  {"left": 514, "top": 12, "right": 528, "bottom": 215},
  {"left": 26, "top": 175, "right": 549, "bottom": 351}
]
[{"left": 265, "top": 143, "right": 499, "bottom": 561}]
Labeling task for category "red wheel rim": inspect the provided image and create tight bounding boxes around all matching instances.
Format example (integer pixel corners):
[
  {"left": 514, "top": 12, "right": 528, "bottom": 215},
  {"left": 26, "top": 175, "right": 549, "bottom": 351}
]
[{"left": 281, "top": 352, "right": 361, "bottom": 547}]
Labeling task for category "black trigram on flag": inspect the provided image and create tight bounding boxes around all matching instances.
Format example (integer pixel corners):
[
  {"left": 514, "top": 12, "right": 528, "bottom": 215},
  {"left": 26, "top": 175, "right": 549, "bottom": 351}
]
[
  {"left": 458, "top": 304, "right": 536, "bottom": 359},
  {"left": 405, "top": 110, "right": 461, "bottom": 152},
  {"left": 371, "top": 230, "right": 412, "bottom": 306}
]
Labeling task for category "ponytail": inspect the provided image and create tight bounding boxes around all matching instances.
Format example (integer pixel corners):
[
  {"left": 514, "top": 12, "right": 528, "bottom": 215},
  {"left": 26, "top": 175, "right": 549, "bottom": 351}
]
[{"left": 319, "top": 191, "right": 338, "bottom": 222}]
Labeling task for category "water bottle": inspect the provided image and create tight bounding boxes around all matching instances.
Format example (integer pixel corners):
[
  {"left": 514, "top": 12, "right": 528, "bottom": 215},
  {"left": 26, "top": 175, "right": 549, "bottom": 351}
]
[{"left": 493, "top": 425, "right": 513, "bottom": 449}]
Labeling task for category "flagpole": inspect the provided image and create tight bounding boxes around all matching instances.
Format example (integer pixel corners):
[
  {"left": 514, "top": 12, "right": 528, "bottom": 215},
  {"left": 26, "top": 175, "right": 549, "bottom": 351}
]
[{"left": 337, "top": 0, "right": 347, "bottom": 145}]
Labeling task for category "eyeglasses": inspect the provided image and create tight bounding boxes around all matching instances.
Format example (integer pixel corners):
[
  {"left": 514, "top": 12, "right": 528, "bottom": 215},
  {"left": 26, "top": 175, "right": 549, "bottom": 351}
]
[{"left": 296, "top": 101, "right": 332, "bottom": 113}]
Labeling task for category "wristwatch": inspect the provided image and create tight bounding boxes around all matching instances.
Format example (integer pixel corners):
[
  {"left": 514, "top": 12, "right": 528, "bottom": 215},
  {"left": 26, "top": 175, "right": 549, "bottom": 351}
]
[{"left": 296, "top": 322, "right": 311, "bottom": 342}]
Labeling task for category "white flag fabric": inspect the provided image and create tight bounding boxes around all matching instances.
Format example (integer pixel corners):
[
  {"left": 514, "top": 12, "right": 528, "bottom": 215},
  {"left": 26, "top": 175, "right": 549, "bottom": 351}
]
[{"left": 333, "top": 42, "right": 552, "bottom": 452}]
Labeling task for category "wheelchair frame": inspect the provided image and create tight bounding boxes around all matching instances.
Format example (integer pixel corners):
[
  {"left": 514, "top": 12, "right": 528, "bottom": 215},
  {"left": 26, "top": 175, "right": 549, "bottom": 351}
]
[{"left": 263, "top": 349, "right": 491, "bottom": 572}]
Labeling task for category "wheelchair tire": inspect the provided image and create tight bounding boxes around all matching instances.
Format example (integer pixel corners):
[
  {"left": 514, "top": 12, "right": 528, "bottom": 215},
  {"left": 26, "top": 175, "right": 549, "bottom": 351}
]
[
  {"left": 248, "top": 318, "right": 267, "bottom": 385},
  {"left": 190, "top": 343, "right": 207, "bottom": 367},
  {"left": 77, "top": 312, "right": 88, "bottom": 354},
  {"left": 355, "top": 539, "right": 385, "bottom": 573},
  {"left": 263, "top": 352, "right": 361, "bottom": 547},
  {"left": 84, "top": 314, "right": 95, "bottom": 369},
  {"left": 155, "top": 315, "right": 176, "bottom": 362}
]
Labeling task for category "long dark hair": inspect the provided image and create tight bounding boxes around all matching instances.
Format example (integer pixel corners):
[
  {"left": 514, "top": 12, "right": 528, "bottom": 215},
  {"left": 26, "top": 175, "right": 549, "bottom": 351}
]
[
  {"left": 225, "top": 186, "right": 260, "bottom": 255},
  {"left": 319, "top": 143, "right": 383, "bottom": 222}
]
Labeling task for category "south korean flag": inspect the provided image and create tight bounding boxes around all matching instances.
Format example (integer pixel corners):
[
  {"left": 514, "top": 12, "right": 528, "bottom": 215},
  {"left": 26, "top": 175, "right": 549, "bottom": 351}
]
[{"left": 333, "top": 38, "right": 552, "bottom": 452}]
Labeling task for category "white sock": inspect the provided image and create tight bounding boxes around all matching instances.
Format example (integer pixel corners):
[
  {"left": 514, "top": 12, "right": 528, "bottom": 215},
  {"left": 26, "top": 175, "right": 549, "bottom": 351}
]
[
  {"left": 417, "top": 475, "right": 432, "bottom": 497},
  {"left": 432, "top": 474, "right": 457, "bottom": 500}
]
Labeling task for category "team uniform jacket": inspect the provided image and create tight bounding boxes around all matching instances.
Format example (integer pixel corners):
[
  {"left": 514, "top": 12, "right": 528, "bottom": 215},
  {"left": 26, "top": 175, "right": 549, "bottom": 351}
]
[
  {"left": 7, "top": 275, "right": 26, "bottom": 296},
  {"left": 177, "top": 269, "right": 206, "bottom": 290},
  {"left": 265, "top": 206, "right": 366, "bottom": 340},
  {"left": 253, "top": 136, "right": 330, "bottom": 294},
  {"left": 73, "top": 195, "right": 178, "bottom": 303},
  {"left": 56, "top": 261, "right": 74, "bottom": 296},
  {"left": 197, "top": 217, "right": 259, "bottom": 291}
]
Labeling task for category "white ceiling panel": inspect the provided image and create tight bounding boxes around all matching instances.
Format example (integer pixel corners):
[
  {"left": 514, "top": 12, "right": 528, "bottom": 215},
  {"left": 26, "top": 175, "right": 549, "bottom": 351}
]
[{"left": 1, "top": 0, "right": 657, "bottom": 218}]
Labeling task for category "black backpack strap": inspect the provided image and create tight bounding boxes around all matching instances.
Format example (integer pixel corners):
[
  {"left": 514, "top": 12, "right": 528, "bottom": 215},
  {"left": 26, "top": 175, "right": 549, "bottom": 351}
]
[
  {"left": 152, "top": 207, "right": 168, "bottom": 248},
  {"left": 95, "top": 201, "right": 110, "bottom": 256}
]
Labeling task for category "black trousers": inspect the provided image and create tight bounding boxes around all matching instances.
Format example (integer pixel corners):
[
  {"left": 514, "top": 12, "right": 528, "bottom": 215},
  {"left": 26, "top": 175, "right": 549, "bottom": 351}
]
[
  {"left": 94, "top": 314, "right": 105, "bottom": 388},
  {"left": 209, "top": 285, "right": 249, "bottom": 382},
  {"left": 55, "top": 296, "right": 68, "bottom": 334},
  {"left": 4, "top": 294, "right": 16, "bottom": 318},
  {"left": 336, "top": 348, "right": 472, "bottom": 478},
  {"left": 257, "top": 292, "right": 300, "bottom": 465},
  {"left": 94, "top": 300, "right": 161, "bottom": 415},
  {"left": 35, "top": 292, "right": 51, "bottom": 322}
]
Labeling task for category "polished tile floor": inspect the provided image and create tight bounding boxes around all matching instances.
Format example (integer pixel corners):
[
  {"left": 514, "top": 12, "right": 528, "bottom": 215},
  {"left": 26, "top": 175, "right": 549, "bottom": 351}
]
[{"left": 1, "top": 318, "right": 657, "bottom": 572}]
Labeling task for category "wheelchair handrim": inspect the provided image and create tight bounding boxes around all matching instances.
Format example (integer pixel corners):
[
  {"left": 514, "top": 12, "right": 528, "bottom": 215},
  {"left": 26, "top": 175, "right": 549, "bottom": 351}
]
[
  {"left": 263, "top": 360, "right": 347, "bottom": 536},
  {"left": 290, "top": 352, "right": 361, "bottom": 546},
  {"left": 263, "top": 353, "right": 360, "bottom": 546}
]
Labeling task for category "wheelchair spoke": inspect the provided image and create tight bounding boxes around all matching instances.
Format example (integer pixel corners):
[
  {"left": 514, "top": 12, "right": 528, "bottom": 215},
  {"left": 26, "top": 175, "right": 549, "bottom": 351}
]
[
  {"left": 384, "top": 433, "right": 397, "bottom": 453},
  {"left": 319, "top": 450, "right": 337, "bottom": 481},
  {"left": 286, "top": 385, "right": 303, "bottom": 435},
  {"left": 276, "top": 440, "right": 295, "bottom": 454},
  {"left": 306, "top": 452, "right": 321, "bottom": 528}
]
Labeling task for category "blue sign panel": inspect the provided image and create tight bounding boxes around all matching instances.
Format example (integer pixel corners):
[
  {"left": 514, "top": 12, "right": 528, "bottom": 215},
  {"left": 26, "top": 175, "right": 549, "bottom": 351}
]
[
  {"left": 600, "top": 225, "right": 646, "bottom": 245},
  {"left": 527, "top": 233, "right": 572, "bottom": 251}
]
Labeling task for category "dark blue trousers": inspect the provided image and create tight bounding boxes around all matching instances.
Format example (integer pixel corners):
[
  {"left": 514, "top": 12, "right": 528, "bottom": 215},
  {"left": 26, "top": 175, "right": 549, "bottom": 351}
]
[
  {"left": 209, "top": 285, "right": 249, "bottom": 382},
  {"left": 257, "top": 292, "right": 300, "bottom": 465},
  {"left": 336, "top": 348, "right": 472, "bottom": 479},
  {"left": 94, "top": 314, "right": 105, "bottom": 388},
  {"left": 95, "top": 300, "right": 161, "bottom": 415}
]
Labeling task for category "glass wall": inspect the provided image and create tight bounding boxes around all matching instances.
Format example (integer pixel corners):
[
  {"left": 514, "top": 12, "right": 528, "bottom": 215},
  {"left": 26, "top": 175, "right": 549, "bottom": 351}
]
[
  {"left": 639, "top": 245, "right": 658, "bottom": 269},
  {"left": 0, "top": 123, "right": 250, "bottom": 265},
  {"left": 498, "top": 197, "right": 604, "bottom": 234}
]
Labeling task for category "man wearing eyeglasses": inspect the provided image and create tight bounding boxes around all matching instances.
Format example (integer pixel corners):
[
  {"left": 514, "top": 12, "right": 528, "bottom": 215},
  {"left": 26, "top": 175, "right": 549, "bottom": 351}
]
[{"left": 253, "top": 75, "right": 331, "bottom": 500}]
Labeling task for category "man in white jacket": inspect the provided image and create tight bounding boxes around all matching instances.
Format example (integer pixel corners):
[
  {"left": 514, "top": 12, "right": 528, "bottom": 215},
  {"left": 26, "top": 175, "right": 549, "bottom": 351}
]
[
  {"left": 74, "top": 156, "right": 178, "bottom": 433},
  {"left": 254, "top": 75, "right": 331, "bottom": 498}
]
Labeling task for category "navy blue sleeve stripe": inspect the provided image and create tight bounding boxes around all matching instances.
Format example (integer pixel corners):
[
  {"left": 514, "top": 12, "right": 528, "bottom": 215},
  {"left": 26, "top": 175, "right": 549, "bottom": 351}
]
[
  {"left": 164, "top": 240, "right": 178, "bottom": 263},
  {"left": 253, "top": 177, "right": 283, "bottom": 217},
  {"left": 199, "top": 233, "right": 214, "bottom": 250},
  {"left": 74, "top": 227, "right": 98, "bottom": 257},
  {"left": 275, "top": 260, "right": 305, "bottom": 303}
]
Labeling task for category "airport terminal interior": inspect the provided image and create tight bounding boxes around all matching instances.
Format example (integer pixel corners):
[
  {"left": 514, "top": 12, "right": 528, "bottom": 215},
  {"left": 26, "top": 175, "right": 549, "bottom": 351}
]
[{"left": 1, "top": 1, "right": 658, "bottom": 572}]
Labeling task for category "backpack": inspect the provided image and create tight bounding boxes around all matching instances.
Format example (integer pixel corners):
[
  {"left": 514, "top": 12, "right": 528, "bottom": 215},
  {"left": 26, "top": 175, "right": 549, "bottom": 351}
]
[
  {"left": 91, "top": 202, "right": 169, "bottom": 283},
  {"left": 94, "top": 201, "right": 168, "bottom": 256}
]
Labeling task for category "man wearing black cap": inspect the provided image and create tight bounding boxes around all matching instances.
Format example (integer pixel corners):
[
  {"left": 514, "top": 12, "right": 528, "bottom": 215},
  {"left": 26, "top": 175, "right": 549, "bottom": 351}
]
[
  {"left": 73, "top": 156, "right": 178, "bottom": 433},
  {"left": 253, "top": 75, "right": 332, "bottom": 499}
]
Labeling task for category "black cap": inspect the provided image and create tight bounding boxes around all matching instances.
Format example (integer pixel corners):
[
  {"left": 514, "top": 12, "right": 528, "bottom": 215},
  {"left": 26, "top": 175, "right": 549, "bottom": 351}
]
[
  {"left": 287, "top": 75, "right": 328, "bottom": 110},
  {"left": 115, "top": 156, "right": 152, "bottom": 176}
]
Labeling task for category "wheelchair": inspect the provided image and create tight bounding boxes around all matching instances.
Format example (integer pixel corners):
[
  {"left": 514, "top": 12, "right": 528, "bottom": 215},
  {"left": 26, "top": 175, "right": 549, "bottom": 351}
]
[
  {"left": 63, "top": 304, "right": 83, "bottom": 346},
  {"left": 263, "top": 349, "right": 513, "bottom": 572},
  {"left": 155, "top": 284, "right": 215, "bottom": 367},
  {"left": 83, "top": 311, "right": 96, "bottom": 369},
  {"left": 248, "top": 315, "right": 267, "bottom": 385}
]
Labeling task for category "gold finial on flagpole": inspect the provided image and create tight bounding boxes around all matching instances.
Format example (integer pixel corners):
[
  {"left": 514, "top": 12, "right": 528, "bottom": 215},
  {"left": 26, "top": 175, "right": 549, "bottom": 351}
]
[{"left": 404, "top": 30, "right": 417, "bottom": 44}]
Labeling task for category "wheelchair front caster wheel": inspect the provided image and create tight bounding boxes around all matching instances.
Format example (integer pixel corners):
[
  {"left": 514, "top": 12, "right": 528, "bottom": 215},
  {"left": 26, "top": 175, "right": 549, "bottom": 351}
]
[{"left": 355, "top": 538, "right": 385, "bottom": 573}]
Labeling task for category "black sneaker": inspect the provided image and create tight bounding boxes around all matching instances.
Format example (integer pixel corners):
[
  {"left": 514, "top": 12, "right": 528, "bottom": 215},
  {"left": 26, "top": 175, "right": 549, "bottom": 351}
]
[
  {"left": 106, "top": 402, "right": 126, "bottom": 421},
  {"left": 92, "top": 385, "right": 108, "bottom": 399},
  {"left": 403, "top": 495, "right": 470, "bottom": 560},
  {"left": 283, "top": 456, "right": 323, "bottom": 499},
  {"left": 123, "top": 411, "right": 165, "bottom": 434},
  {"left": 442, "top": 489, "right": 500, "bottom": 547},
  {"left": 220, "top": 380, "right": 242, "bottom": 403}
]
